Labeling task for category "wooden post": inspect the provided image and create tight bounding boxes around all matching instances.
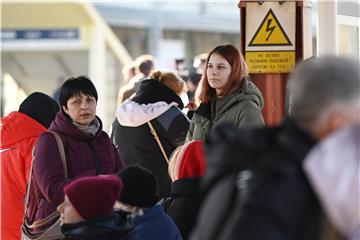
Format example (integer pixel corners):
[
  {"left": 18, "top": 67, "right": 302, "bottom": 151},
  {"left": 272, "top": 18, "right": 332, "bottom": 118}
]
[{"left": 239, "top": 0, "right": 312, "bottom": 126}]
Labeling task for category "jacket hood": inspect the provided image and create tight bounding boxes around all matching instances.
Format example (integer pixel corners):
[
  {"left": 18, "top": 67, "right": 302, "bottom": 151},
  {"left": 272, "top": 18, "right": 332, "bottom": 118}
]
[
  {"left": 217, "top": 78, "right": 264, "bottom": 114},
  {"left": 49, "top": 111, "right": 103, "bottom": 141},
  {"left": 116, "top": 99, "right": 179, "bottom": 127},
  {"left": 1, "top": 111, "right": 46, "bottom": 148},
  {"left": 196, "top": 78, "right": 264, "bottom": 120},
  {"left": 132, "top": 79, "right": 184, "bottom": 109},
  {"left": 239, "top": 78, "right": 264, "bottom": 109}
]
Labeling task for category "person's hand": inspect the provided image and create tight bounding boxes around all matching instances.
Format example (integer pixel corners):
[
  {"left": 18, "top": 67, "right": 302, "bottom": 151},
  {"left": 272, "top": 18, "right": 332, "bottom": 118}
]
[{"left": 186, "top": 102, "right": 198, "bottom": 111}]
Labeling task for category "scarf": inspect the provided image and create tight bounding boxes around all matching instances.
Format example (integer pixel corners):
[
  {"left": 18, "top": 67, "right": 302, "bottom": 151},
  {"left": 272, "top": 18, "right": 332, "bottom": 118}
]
[{"left": 72, "top": 117, "right": 100, "bottom": 136}]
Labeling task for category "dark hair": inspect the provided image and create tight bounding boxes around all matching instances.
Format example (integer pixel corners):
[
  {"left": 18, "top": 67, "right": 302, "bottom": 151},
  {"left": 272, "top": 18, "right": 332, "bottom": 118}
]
[
  {"left": 135, "top": 55, "right": 155, "bottom": 76},
  {"left": 139, "top": 60, "right": 154, "bottom": 76},
  {"left": 59, "top": 76, "right": 98, "bottom": 110},
  {"left": 196, "top": 44, "right": 248, "bottom": 104}
]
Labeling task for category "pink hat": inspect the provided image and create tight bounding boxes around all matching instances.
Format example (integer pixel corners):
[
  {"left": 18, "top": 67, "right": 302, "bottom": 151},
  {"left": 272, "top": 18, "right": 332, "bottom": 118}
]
[
  {"left": 178, "top": 140, "right": 206, "bottom": 179},
  {"left": 64, "top": 175, "right": 122, "bottom": 220}
]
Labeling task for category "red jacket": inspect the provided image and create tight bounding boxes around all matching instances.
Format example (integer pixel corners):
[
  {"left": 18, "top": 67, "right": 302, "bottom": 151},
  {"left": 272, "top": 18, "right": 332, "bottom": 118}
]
[{"left": 1, "top": 112, "right": 47, "bottom": 240}]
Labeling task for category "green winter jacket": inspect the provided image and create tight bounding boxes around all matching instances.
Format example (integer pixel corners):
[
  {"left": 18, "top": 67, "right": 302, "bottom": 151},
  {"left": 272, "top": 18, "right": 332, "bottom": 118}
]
[{"left": 186, "top": 78, "right": 265, "bottom": 141}]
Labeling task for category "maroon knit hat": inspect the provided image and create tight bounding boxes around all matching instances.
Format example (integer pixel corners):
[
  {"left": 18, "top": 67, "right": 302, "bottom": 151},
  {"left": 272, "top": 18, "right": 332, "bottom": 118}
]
[{"left": 64, "top": 175, "right": 123, "bottom": 220}]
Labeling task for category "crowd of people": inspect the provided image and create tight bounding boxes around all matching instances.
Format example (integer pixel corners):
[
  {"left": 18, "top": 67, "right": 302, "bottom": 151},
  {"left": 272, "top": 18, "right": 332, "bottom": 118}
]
[{"left": 1, "top": 43, "right": 359, "bottom": 240}]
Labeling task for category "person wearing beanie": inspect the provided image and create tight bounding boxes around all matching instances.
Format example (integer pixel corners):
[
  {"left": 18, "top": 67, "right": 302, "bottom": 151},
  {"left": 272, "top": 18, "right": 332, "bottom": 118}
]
[
  {"left": 19, "top": 92, "right": 60, "bottom": 129},
  {"left": 0, "top": 92, "right": 59, "bottom": 240},
  {"left": 164, "top": 140, "right": 206, "bottom": 239},
  {"left": 116, "top": 166, "right": 182, "bottom": 240},
  {"left": 57, "top": 175, "right": 133, "bottom": 240}
]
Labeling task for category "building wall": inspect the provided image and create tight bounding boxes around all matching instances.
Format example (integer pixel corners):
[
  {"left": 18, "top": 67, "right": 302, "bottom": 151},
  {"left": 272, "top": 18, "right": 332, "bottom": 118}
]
[
  {"left": 110, "top": 26, "right": 240, "bottom": 68},
  {"left": 163, "top": 30, "right": 240, "bottom": 61},
  {"left": 112, "top": 26, "right": 149, "bottom": 58}
]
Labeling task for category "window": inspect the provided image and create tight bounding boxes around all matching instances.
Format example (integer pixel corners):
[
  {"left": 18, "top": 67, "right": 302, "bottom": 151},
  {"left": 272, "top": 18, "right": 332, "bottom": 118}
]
[{"left": 338, "top": 15, "right": 360, "bottom": 60}]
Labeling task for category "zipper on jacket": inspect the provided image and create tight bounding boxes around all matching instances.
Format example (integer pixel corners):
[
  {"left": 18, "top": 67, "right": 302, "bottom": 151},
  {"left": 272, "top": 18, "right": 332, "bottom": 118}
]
[
  {"left": 87, "top": 143, "right": 100, "bottom": 175},
  {"left": 204, "top": 100, "right": 217, "bottom": 140},
  {"left": 0, "top": 147, "right": 15, "bottom": 153}
]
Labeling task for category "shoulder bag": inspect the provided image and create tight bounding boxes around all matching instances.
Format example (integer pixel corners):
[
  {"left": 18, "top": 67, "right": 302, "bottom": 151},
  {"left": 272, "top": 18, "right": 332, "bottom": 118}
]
[
  {"left": 21, "top": 131, "right": 67, "bottom": 240},
  {"left": 147, "top": 121, "right": 169, "bottom": 164}
]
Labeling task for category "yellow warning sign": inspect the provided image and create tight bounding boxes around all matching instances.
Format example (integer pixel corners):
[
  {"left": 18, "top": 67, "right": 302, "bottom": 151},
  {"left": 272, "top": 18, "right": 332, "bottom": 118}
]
[
  {"left": 245, "top": 51, "right": 295, "bottom": 73},
  {"left": 249, "top": 9, "right": 292, "bottom": 47},
  {"left": 245, "top": 1, "right": 296, "bottom": 73}
]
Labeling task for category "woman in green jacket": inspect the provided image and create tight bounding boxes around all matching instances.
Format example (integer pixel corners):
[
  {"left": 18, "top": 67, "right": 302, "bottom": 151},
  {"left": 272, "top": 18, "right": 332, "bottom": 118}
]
[{"left": 186, "top": 44, "right": 264, "bottom": 141}]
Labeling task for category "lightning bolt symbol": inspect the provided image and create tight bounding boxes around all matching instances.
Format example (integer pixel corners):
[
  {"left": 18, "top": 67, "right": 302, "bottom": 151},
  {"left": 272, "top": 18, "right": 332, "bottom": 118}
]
[{"left": 266, "top": 19, "right": 276, "bottom": 41}]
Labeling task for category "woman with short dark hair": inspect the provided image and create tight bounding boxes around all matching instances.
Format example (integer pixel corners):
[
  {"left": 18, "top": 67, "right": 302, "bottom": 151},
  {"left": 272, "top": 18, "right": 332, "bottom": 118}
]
[
  {"left": 186, "top": 44, "right": 265, "bottom": 141},
  {"left": 27, "top": 76, "right": 124, "bottom": 232}
]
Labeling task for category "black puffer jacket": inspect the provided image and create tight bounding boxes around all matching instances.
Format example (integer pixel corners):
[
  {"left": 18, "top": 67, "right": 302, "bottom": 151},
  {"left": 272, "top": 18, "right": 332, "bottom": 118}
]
[
  {"left": 191, "top": 118, "right": 322, "bottom": 240},
  {"left": 163, "top": 177, "right": 202, "bottom": 240},
  {"left": 111, "top": 79, "right": 190, "bottom": 198},
  {"left": 61, "top": 211, "right": 133, "bottom": 240}
]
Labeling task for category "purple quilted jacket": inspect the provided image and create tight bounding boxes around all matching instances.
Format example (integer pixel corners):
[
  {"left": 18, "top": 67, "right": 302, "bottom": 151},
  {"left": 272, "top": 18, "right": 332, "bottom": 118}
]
[{"left": 27, "top": 111, "right": 124, "bottom": 225}]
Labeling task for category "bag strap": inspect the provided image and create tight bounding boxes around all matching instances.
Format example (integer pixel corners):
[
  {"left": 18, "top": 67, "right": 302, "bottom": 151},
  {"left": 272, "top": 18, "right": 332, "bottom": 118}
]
[
  {"left": 147, "top": 121, "right": 169, "bottom": 164},
  {"left": 23, "top": 131, "right": 67, "bottom": 228},
  {"left": 24, "top": 211, "right": 59, "bottom": 229},
  {"left": 51, "top": 131, "right": 67, "bottom": 178}
]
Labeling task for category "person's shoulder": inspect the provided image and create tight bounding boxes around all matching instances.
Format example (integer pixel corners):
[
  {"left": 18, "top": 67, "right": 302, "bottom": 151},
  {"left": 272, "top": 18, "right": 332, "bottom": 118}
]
[
  {"left": 162, "top": 105, "right": 183, "bottom": 115},
  {"left": 38, "top": 131, "right": 57, "bottom": 140},
  {"left": 35, "top": 131, "right": 65, "bottom": 151},
  {"left": 154, "top": 205, "right": 178, "bottom": 224},
  {"left": 236, "top": 79, "right": 264, "bottom": 109},
  {"left": 232, "top": 96, "right": 259, "bottom": 109},
  {"left": 98, "top": 130, "right": 110, "bottom": 138},
  {"left": 97, "top": 131, "right": 114, "bottom": 145},
  {"left": 149, "top": 206, "right": 181, "bottom": 237},
  {"left": 160, "top": 106, "right": 188, "bottom": 122}
]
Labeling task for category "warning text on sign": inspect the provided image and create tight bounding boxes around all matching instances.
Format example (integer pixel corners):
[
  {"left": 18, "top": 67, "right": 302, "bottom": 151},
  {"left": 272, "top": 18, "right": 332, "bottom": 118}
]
[{"left": 246, "top": 51, "right": 295, "bottom": 73}]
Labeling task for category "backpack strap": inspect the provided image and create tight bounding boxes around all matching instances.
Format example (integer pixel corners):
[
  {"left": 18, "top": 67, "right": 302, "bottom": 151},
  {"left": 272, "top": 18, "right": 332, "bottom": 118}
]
[{"left": 23, "top": 131, "right": 67, "bottom": 228}]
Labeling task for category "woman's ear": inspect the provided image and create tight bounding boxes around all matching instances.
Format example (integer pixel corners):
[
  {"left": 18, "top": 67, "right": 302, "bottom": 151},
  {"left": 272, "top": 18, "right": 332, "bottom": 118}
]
[{"left": 62, "top": 105, "right": 69, "bottom": 114}]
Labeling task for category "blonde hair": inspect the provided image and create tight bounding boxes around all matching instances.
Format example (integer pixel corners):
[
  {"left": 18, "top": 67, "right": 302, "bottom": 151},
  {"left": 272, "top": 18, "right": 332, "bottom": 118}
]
[
  {"left": 168, "top": 146, "right": 183, "bottom": 181},
  {"left": 168, "top": 141, "right": 195, "bottom": 181},
  {"left": 150, "top": 70, "right": 187, "bottom": 96}
]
